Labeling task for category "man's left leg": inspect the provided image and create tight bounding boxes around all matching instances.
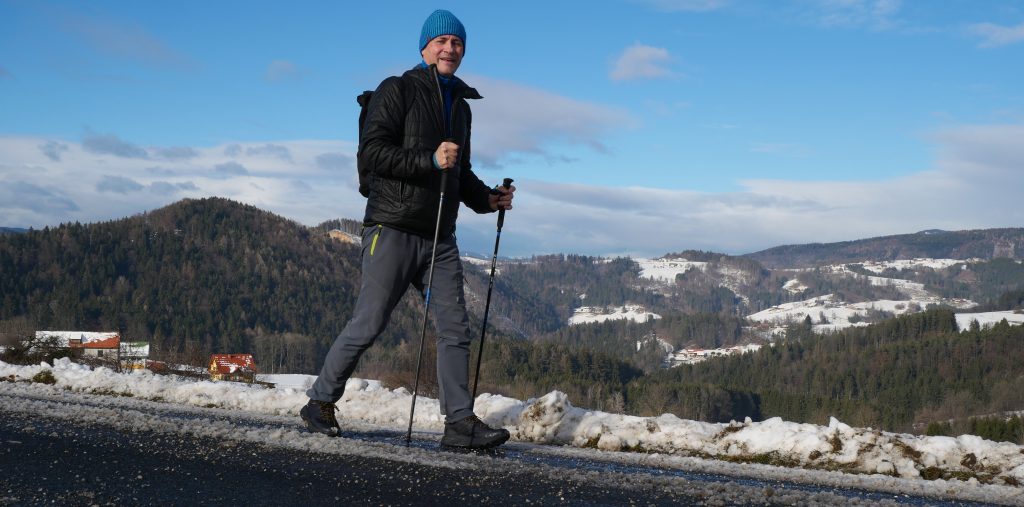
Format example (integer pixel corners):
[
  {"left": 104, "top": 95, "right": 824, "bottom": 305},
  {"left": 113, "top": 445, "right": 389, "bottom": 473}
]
[{"left": 428, "top": 236, "right": 510, "bottom": 449}]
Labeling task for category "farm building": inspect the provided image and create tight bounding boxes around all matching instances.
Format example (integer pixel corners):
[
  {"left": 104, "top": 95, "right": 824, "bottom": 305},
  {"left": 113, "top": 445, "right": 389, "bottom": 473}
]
[
  {"left": 208, "top": 354, "right": 257, "bottom": 383},
  {"left": 35, "top": 331, "right": 120, "bottom": 358},
  {"left": 33, "top": 331, "right": 149, "bottom": 369}
]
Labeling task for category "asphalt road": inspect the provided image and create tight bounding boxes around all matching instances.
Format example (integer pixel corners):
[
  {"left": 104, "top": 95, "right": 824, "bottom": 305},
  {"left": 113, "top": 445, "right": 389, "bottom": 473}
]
[
  {"left": 0, "top": 386, "right": 1002, "bottom": 506},
  {"left": 1, "top": 411, "right": 728, "bottom": 506}
]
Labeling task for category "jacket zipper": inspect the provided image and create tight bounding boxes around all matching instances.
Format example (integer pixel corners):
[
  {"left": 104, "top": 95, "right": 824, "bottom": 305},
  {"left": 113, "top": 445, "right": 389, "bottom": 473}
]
[{"left": 431, "top": 65, "right": 454, "bottom": 141}]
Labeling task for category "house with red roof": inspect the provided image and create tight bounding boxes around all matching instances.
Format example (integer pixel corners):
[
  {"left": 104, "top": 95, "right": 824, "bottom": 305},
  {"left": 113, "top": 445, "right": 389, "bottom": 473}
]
[
  {"left": 208, "top": 354, "right": 257, "bottom": 383},
  {"left": 35, "top": 331, "right": 120, "bottom": 358},
  {"left": 33, "top": 331, "right": 150, "bottom": 369}
]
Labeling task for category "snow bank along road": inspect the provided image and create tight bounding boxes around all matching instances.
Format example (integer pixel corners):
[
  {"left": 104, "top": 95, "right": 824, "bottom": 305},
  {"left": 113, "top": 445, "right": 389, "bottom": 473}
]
[{"left": 1, "top": 384, "right": 1014, "bottom": 506}]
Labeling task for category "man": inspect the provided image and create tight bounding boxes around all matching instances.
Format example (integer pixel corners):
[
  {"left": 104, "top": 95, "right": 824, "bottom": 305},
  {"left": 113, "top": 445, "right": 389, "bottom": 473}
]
[{"left": 301, "top": 9, "right": 515, "bottom": 450}]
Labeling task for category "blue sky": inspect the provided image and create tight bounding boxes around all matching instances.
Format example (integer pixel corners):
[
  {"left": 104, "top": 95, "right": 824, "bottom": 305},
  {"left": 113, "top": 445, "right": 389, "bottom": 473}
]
[{"left": 1, "top": 0, "right": 1023, "bottom": 257}]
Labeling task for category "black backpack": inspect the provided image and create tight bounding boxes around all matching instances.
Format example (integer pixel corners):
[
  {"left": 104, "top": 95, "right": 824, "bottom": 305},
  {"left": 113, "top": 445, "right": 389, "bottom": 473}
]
[{"left": 356, "top": 75, "right": 415, "bottom": 198}]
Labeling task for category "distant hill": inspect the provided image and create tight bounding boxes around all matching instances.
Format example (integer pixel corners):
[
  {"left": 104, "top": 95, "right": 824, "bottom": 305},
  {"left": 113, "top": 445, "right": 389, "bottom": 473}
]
[
  {"left": 744, "top": 228, "right": 1024, "bottom": 268},
  {"left": 0, "top": 227, "right": 29, "bottom": 235},
  {"left": 0, "top": 198, "right": 370, "bottom": 370}
]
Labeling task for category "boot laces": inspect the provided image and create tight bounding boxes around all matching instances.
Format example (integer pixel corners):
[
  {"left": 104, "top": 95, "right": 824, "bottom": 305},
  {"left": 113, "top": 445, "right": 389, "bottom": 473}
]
[
  {"left": 463, "top": 415, "right": 489, "bottom": 431},
  {"left": 318, "top": 401, "right": 340, "bottom": 428}
]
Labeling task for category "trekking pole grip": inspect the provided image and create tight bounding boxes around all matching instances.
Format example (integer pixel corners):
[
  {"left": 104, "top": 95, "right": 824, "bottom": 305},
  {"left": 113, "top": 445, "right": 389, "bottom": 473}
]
[{"left": 496, "top": 178, "right": 513, "bottom": 229}]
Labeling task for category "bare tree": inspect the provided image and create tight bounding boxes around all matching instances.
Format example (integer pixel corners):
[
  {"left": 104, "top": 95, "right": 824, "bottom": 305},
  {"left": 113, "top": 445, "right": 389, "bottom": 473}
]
[{"left": 0, "top": 319, "right": 65, "bottom": 364}]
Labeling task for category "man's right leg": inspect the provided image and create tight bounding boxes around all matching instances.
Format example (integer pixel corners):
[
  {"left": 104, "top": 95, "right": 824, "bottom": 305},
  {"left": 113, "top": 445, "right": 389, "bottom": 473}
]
[{"left": 302, "top": 226, "right": 419, "bottom": 434}]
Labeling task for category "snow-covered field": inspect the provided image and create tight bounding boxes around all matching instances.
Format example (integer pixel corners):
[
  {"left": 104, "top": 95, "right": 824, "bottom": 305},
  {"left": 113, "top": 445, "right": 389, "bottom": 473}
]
[
  {"left": 636, "top": 257, "right": 707, "bottom": 283},
  {"left": 568, "top": 305, "right": 661, "bottom": 326},
  {"left": 257, "top": 373, "right": 314, "bottom": 391},
  {"left": 816, "top": 264, "right": 972, "bottom": 303},
  {"left": 637, "top": 257, "right": 752, "bottom": 304},
  {"left": 956, "top": 311, "right": 1024, "bottom": 330},
  {"left": 858, "top": 258, "right": 975, "bottom": 274},
  {"left": 460, "top": 255, "right": 494, "bottom": 268},
  {"left": 783, "top": 278, "right": 809, "bottom": 294},
  {"left": 746, "top": 294, "right": 1017, "bottom": 335},
  {"left": 667, "top": 344, "right": 763, "bottom": 366},
  {"left": 2, "top": 358, "right": 1022, "bottom": 505},
  {"left": 750, "top": 259, "right": 997, "bottom": 336}
]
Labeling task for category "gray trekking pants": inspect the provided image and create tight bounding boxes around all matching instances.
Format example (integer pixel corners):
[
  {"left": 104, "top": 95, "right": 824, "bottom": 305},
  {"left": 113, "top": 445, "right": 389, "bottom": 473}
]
[{"left": 307, "top": 224, "right": 475, "bottom": 423}]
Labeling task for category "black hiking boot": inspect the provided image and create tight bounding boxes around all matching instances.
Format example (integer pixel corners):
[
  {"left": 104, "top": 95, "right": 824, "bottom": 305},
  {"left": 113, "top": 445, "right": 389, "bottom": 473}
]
[
  {"left": 440, "top": 415, "right": 510, "bottom": 449},
  {"left": 300, "top": 399, "right": 340, "bottom": 437}
]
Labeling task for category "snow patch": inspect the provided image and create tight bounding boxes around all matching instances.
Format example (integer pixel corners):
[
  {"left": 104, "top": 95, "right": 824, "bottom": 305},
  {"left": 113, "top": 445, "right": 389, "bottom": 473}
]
[
  {"left": 858, "top": 258, "right": 977, "bottom": 273},
  {"left": 667, "top": 344, "right": 763, "bottom": 366},
  {"left": 568, "top": 305, "right": 661, "bottom": 326},
  {"left": 783, "top": 278, "right": 808, "bottom": 294},
  {"left": 955, "top": 311, "right": 1024, "bottom": 330},
  {"left": 3, "top": 358, "right": 1023, "bottom": 503},
  {"left": 746, "top": 293, "right": 999, "bottom": 336},
  {"left": 636, "top": 257, "right": 706, "bottom": 283}
]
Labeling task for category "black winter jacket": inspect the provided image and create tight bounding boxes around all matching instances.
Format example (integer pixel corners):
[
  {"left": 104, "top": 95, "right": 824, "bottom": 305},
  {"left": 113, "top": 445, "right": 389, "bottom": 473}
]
[{"left": 358, "top": 64, "right": 494, "bottom": 239}]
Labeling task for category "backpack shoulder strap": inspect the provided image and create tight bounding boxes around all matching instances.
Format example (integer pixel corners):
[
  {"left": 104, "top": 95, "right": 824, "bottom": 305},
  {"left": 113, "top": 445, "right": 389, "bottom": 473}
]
[
  {"left": 355, "top": 74, "right": 416, "bottom": 197},
  {"left": 356, "top": 91, "right": 373, "bottom": 143},
  {"left": 357, "top": 74, "right": 415, "bottom": 141}
]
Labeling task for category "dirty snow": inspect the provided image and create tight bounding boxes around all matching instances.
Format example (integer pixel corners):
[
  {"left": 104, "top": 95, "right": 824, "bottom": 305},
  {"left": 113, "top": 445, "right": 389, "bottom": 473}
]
[{"left": 2, "top": 358, "right": 1022, "bottom": 506}]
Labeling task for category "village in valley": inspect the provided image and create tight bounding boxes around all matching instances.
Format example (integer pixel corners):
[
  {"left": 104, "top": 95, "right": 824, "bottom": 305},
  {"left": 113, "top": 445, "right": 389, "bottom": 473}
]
[{"left": 20, "top": 330, "right": 261, "bottom": 384}]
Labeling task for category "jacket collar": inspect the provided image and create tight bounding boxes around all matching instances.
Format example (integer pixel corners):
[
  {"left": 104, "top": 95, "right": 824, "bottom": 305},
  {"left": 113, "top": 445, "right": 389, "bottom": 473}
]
[{"left": 406, "top": 64, "right": 482, "bottom": 100}]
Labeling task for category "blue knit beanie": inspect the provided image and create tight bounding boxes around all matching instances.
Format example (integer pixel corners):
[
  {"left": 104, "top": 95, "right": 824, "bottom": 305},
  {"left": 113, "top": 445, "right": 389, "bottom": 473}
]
[{"left": 419, "top": 9, "right": 466, "bottom": 51}]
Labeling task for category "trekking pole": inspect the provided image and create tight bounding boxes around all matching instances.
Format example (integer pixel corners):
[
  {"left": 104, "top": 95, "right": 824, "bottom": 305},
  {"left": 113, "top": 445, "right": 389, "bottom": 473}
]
[
  {"left": 406, "top": 168, "right": 448, "bottom": 446},
  {"left": 406, "top": 64, "right": 449, "bottom": 446},
  {"left": 471, "top": 178, "right": 513, "bottom": 405}
]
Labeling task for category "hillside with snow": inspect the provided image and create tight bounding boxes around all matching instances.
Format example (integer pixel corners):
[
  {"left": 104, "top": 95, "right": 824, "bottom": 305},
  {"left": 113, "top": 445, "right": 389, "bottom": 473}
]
[
  {"left": 568, "top": 305, "right": 661, "bottom": 326},
  {"left": 637, "top": 256, "right": 755, "bottom": 304},
  {"left": 746, "top": 258, "right": 1024, "bottom": 336},
  {"left": 558, "top": 255, "right": 1024, "bottom": 368}
]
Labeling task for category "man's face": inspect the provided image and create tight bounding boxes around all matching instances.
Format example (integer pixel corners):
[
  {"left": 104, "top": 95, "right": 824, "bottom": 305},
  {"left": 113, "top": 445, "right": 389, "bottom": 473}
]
[{"left": 421, "top": 35, "right": 464, "bottom": 76}]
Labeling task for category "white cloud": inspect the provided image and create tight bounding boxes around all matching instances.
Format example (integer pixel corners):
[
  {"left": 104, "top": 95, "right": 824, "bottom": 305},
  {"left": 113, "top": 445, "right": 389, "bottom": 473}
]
[
  {"left": 152, "top": 146, "right": 198, "bottom": 161},
  {"left": 0, "top": 136, "right": 363, "bottom": 233},
  {"left": 3, "top": 122, "right": 1021, "bottom": 259},
  {"left": 97, "top": 175, "right": 145, "bottom": 194},
  {"left": 801, "top": 0, "right": 902, "bottom": 30},
  {"left": 39, "top": 141, "right": 69, "bottom": 161},
  {"left": 149, "top": 181, "right": 198, "bottom": 196},
  {"left": 315, "top": 152, "right": 354, "bottom": 171},
  {"left": 968, "top": 22, "right": 1024, "bottom": 48},
  {"left": 464, "top": 75, "right": 636, "bottom": 167},
  {"left": 59, "top": 10, "right": 195, "bottom": 71},
  {"left": 610, "top": 43, "right": 676, "bottom": 81},
  {"left": 265, "top": 60, "right": 303, "bottom": 82},
  {"left": 213, "top": 162, "right": 250, "bottom": 179},
  {"left": 244, "top": 143, "right": 293, "bottom": 162},
  {"left": 82, "top": 130, "right": 149, "bottom": 159},
  {"left": 0, "top": 180, "right": 79, "bottom": 225},
  {"left": 461, "top": 122, "right": 1024, "bottom": 257}
]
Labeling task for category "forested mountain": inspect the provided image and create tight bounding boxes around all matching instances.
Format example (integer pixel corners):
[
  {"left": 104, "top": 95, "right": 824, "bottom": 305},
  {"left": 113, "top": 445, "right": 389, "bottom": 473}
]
[
  {"left": 0, "top": 198, "right": 370, "bottom": 370},
  {"left": 2, "top": 198, "right": 1023, "bottom": 442},
  {"left": 745, "top": 228, "right": 1024, "bottom": 268}
]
